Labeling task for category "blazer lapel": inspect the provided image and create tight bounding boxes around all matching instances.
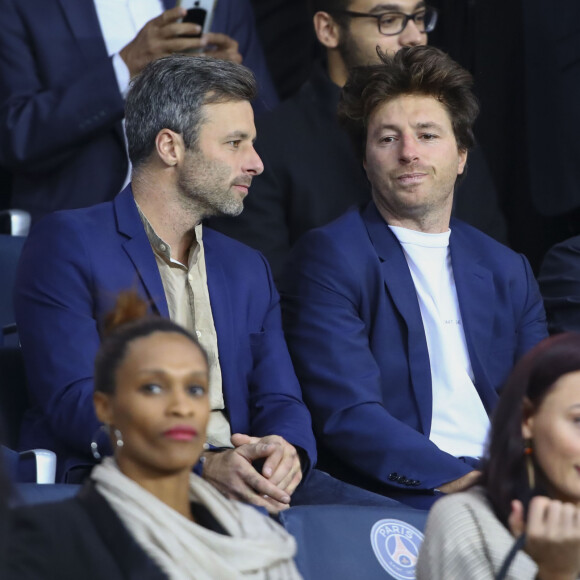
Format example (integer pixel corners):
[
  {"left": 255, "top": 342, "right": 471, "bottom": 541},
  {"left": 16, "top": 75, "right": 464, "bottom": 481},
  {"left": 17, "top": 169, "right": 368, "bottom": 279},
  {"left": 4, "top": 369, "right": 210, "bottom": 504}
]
[
  {"left": 203, "top": 231, "right": 237, "bottom": 426},
  {"left": 450, "top": 224, "right": 496, "bottom": 412},
  {"left": 58, "top": 0, "right": 108, "bottom": 63},
  {"left": 114, "top": 188, "right": 169, "bottom": 318},
  {"left": 58, "top": 0, "right": 125, "bottom": 145},
  {"left": 363, "top": 203, "right": 433, "bottom": 433}
]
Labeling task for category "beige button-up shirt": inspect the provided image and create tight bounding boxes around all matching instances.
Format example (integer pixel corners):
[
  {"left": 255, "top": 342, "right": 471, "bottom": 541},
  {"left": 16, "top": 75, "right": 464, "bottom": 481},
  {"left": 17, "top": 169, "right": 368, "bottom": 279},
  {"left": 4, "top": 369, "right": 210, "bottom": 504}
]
[{"left": 139, "top": 209, "right": 232, "bottom": 448}]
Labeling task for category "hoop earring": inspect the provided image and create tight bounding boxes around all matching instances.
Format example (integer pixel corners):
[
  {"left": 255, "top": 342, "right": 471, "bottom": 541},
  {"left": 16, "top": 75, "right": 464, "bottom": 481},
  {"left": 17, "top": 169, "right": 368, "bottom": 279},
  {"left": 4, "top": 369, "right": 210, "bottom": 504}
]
[
  {"left": 113, "top": 428, "right": 124, "bottom": 449},
  {"left": 524, "top": 438, "right": 535, "bottom": 490},
  {"left": 90, "top": 425, "right": 109, "bottom": 460}
]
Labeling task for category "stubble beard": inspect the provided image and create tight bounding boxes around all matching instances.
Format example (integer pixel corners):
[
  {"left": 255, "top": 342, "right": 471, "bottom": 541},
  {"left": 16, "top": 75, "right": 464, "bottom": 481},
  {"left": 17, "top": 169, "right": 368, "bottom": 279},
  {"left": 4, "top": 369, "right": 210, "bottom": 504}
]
[
  {"left": 177, "top": 153, "right": 244, "bottom": 220},
  {"left": 338, "top": 28, "right": 371, "bottom": 72}
]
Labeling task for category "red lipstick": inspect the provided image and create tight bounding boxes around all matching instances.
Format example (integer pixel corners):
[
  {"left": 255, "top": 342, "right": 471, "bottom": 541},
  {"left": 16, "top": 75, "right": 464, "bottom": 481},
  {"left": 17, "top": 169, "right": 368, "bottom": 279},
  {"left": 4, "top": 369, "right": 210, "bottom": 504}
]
[{"left": 163, "top": 426, "right": 198, "bottom": 441}]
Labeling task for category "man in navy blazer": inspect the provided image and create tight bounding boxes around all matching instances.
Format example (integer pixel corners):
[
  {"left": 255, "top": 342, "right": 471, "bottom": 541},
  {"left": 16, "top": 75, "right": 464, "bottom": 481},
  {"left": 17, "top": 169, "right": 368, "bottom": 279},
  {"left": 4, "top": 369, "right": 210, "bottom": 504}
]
[
  {"left": 0, "top": 0, "right": 278, "bottom": 222},
  {"left": 282, "top": 46, "right": 547, "bottom": 507},
  {"left": 15, "top": 55, "right": 315, "bottom": 513}
]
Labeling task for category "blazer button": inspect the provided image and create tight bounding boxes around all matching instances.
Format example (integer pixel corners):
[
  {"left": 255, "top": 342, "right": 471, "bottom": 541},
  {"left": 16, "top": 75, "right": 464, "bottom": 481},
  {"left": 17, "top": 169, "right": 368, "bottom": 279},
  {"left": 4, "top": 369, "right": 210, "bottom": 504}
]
[{"left": 388, "top": 473, "right": 399, "bottom": 482}]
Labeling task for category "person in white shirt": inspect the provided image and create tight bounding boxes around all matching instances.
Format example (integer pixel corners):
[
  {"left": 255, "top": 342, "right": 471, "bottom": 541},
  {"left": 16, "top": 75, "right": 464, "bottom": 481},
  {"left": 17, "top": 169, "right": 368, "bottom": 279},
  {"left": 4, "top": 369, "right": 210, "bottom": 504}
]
[{"left": 281, "top": 45, "right": 548, "bottom": 509}]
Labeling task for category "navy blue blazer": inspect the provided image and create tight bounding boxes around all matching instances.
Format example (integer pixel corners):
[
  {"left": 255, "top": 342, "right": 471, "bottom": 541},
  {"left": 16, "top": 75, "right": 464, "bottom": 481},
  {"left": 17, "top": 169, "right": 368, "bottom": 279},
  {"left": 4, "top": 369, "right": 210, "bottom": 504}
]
[
  {"left": 281, "top": 202, "right": 547, "bottom": 494},
  {"left": 538, "top": 234, "right": 580, "bottom": 334},
  {"left": 14, "top": 187, "right": 316, "bottom": 479},
  {"left": 0, "top": 0, "right": 278, "bottom": 221}
]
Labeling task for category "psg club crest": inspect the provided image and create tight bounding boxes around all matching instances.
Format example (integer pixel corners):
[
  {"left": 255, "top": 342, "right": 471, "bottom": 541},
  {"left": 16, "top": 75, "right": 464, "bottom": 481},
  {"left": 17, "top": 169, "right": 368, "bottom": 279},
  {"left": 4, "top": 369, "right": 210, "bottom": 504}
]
[{"left": 370, "top": 518, "right": 424, "bottom": 580}]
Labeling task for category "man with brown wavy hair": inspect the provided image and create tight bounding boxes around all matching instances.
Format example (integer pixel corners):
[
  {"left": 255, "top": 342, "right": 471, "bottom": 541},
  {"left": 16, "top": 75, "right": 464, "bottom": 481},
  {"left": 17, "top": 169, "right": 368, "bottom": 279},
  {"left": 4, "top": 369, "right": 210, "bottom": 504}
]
[{"left": 282, "top": 46, "right": 547, "bottom": 508}]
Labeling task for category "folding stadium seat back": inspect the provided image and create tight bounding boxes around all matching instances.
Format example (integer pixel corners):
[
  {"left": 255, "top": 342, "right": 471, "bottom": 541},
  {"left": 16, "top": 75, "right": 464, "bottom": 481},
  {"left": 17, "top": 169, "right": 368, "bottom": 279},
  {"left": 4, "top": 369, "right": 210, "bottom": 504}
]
[
  {"left": 10, "top": 482, "right": 81, "bottom": 507},
  {"left": 0, "top": 346, "right": 28, "bottom": 449},
  {"left": 279, "top": 503, "right": 428, "bottom": 580},
  {"left": 0, "top": 232, "right": 27, "bottom": 345}
]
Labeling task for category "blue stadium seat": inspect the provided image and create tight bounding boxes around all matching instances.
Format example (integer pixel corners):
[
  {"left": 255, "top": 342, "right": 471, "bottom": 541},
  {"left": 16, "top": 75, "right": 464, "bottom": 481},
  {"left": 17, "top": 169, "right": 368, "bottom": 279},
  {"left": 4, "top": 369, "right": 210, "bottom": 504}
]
[
  {"left": 10, "top": 482, "right": 81, "bottom": 507},
  {"left": 0, "top": 232, "right": 26, "bottom": 346},
  {"left": 279, "top": 503, "right": 429, "bottom": 580}
]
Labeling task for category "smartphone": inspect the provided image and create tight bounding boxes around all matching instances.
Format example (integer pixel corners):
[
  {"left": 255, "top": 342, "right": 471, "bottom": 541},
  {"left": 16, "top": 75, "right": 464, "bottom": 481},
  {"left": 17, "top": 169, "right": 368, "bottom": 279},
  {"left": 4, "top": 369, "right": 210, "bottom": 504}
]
[{"left": 177, "top": 0, "right": 217, "bottom": 37}]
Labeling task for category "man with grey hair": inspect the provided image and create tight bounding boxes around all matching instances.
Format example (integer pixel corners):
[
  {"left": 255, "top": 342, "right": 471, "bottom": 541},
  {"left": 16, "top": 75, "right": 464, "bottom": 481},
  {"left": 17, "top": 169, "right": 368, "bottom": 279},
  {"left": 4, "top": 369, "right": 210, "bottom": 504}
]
[{"left": 14, "top": 54, "right": 317, "bottom": 513}]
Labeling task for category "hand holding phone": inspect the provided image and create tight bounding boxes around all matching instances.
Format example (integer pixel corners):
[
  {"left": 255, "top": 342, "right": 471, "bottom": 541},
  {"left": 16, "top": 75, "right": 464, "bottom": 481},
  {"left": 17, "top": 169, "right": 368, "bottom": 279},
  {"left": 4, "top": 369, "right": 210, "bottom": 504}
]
[
  {"left": 177, "top": 0, "right": 217, "bottom": 37},
  {"left": 119, "top": 3, "right": 240, "bottom": 79}
]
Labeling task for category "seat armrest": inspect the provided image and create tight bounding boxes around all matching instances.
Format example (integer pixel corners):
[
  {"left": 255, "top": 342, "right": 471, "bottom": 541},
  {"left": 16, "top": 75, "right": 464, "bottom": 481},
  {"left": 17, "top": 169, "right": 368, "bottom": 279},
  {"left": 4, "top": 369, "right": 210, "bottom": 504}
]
[
  {"left": 0, "top": 209, "right": 31, "bottom": 236},
  {"left": 18, "top": 449, "right": 57, "bottom": 484}
]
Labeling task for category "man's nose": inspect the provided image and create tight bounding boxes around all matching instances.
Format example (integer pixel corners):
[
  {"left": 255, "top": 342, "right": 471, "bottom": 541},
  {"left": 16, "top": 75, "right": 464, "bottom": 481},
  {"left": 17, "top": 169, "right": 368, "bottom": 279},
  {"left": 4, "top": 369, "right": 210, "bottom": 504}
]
[
  {"left": 399, "top": 135, "right": 420, "bottom": 162},
  {"left": 399, "top": 18, "right": 424, "bottom": 47},
  {"left": 245, "top": 146, "right": 264, "bottom": 176}
]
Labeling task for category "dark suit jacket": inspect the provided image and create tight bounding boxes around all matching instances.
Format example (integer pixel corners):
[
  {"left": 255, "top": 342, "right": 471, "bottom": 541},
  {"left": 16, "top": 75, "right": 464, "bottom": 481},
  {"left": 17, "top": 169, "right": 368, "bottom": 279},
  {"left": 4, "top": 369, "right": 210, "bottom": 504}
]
[
  {"left": 0, "top": 0, "right": 277, "bottom": 221},
  {"left": 538, "top": 234, "right": 580, "bottom": 334},
  {"left": 5, "top": 483, "right": 167, "bottom": 579},
  {"left": 523, "top": 0, "right": 580, "bottom": 216},
  {"left": 209, "top": 63, "right": 507, "bottom": 283},
  {"left": 281, "top": 202, "right": 547, "bottom": 496},
  {"left": 14, "top": 187, "right": 316, "bottom": 480}
]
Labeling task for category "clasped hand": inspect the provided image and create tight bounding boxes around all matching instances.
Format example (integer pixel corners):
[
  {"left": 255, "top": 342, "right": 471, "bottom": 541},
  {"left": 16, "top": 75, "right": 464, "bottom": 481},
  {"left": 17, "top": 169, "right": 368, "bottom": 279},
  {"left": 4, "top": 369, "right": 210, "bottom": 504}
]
[
  {"left": 509, "top": 496, "right": 580, "bottom": 580},
  {"left": 201, "top": 433, "right": 302, "bottom": 514}
]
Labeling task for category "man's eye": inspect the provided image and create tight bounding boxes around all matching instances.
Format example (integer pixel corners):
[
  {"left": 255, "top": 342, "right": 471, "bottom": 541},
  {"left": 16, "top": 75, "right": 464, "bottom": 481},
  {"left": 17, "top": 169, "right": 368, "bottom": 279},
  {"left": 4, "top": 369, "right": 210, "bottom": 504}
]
[
  {"left": 380, "top": 136, "right": 396, "bottom": 143},
  {"left": 414, "top": 11, "right": 426, "bottom": 24},
  {"left": 227, "top": 140, "right": 240, "bottom": 148},
  {"left": 380, "top": 13, "right": 400, "bottom": 26},
  {"left": 421, "top": 133, "right": 438, "bottom": 140}
]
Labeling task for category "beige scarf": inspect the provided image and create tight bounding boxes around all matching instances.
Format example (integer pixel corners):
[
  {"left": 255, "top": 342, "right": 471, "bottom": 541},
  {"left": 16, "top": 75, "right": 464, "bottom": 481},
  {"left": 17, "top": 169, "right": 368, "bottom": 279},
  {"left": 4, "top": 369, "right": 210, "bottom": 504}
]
[{"left": 91, "top": 458, "right": 302, "bottom": 580}]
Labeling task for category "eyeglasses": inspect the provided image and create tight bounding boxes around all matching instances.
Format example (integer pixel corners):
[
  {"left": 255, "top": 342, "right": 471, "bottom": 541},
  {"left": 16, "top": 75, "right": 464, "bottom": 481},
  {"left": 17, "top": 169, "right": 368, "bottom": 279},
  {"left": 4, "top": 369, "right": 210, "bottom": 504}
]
[{"left": 332, "top": 6, "right": 438, "bottom": 36}]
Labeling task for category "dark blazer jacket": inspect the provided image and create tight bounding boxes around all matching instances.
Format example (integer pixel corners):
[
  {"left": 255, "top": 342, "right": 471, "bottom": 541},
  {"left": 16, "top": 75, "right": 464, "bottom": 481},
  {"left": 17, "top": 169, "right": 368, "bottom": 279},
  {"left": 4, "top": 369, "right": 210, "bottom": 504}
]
[
  {"left": 5, "top": 483, "right": 167, "bottom": 579},
  {"left": 538, "top": 234, "right": 580, "bottom": 334},
  {"left": 14, "top": 187, "right": 316, "bottom": 480},
  {"left": 281, "top": 202, "right": 547, "bottom": 496},
  {"left": 523, "top": 0, "right": 580, "bottom": 216},
  {"left": 0, "top": 0, "right": 277, "bottom": 221},
  {"left": 209, "top": 63, "right": 507, "bottom": 283}
]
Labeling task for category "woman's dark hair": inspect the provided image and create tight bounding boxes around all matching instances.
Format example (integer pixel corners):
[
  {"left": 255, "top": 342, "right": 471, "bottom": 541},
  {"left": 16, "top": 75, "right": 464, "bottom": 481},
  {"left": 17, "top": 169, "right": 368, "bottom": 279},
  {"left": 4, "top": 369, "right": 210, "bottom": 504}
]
[
  {"left": 481, "top": 332, "right": 580, "bottom": 527},
  {"left": 338, "top": 45, "right": 479, "bottom": 167},
  {"left": 94, "top": 290, "right": 207, "bottom": 395}
]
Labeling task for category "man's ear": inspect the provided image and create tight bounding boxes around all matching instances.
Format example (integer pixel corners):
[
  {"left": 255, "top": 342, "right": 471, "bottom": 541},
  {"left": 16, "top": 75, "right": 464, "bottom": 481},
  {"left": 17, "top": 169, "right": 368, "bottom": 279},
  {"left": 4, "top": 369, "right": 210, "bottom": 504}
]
[
  {"left": 457, "top": 148, "right": 468, "bottom": 175},
  {"left": 155, "top": 128, "right": 185, "bottom": 168},
  {"left": 94, "top": 391, "right": 113, "bottom": 426},
  {"left": 313, "top": 11, "right": 341, "bottom": 49}
]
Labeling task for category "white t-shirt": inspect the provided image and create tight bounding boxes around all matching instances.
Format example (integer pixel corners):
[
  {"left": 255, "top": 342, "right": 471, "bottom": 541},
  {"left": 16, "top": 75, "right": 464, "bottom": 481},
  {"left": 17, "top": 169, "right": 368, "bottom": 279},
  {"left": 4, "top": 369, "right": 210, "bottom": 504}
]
[{"left": 389, "top": 225, "right": 489, "bottom": 459}]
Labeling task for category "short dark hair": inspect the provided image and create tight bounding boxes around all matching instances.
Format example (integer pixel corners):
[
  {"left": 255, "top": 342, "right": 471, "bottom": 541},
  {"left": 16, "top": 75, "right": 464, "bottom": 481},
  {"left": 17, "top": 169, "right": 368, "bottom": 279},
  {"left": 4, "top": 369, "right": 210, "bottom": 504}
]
[
  {"left": 481, "top": 333, "right": 580, "bottom": 528},
  {"left": 94, "top": 291, "right": 207, "bottom": 395},
  {"left": 337, "top": 45, "right": 479, "bottom": 163},
  {"left": 309, "top": 0, "right": 351, "bottom": 27},
  {"left": 125, "top": 54, "right": 257, "bottom": 169}
]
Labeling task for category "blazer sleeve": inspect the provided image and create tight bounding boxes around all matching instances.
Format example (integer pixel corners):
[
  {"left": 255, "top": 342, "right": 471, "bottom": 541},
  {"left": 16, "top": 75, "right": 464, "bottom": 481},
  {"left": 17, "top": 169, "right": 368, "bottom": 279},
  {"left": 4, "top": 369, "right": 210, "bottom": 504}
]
[
  {"left": 0, "top": 0, "right": 125, "bottom": 173},
  {"left": 515, "top": 252, "right": 549, "bottom": 356},
  {"left": 14, "top": 213, "right": 103, "bottom": 456},
  {"left": 241, "top": 250, "right": 317, "bottom": 474},
  {"left": 281, "top": 229, "right": 474, "bottom": 491},
  {"left": 538, "top": 235, "right": 580, "bottom": 334}
]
